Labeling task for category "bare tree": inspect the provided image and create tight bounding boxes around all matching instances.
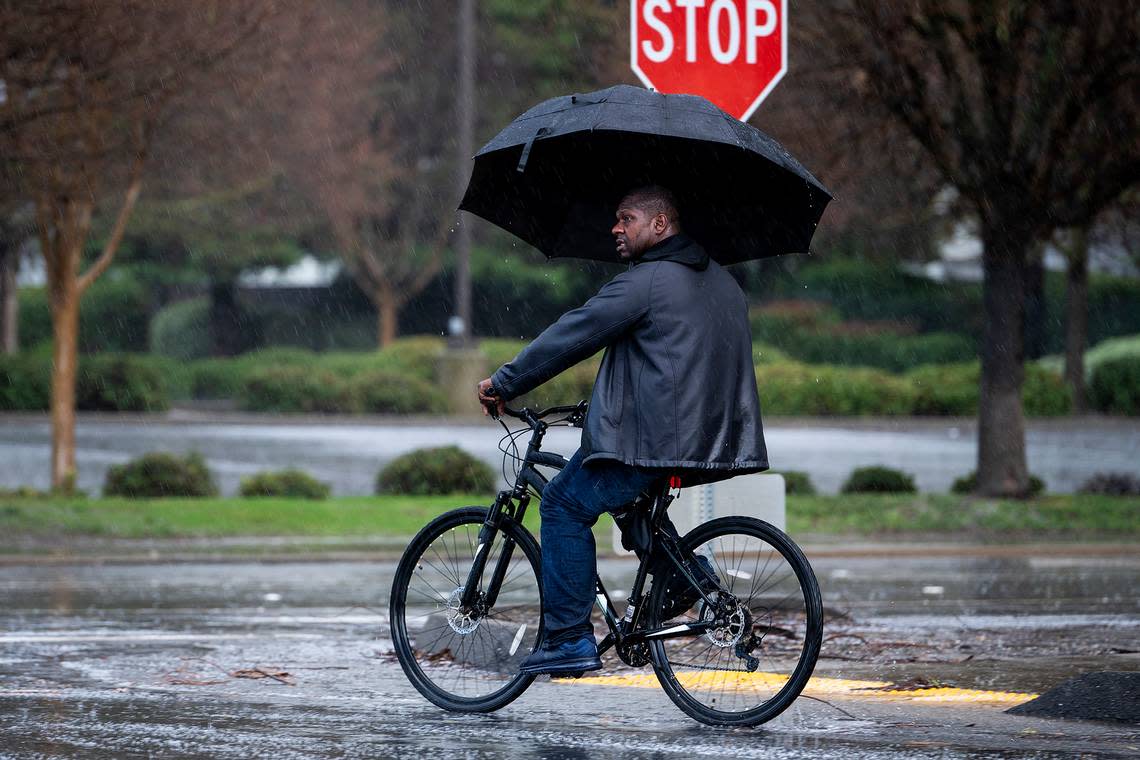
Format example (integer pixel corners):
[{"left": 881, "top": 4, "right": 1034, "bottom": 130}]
[
  {"left": 273, "top": 2, "right": 458, "bottom": 348},
  {"left": 831, "top": 0, "right": 1140, "bottom": 495},
  {"left": 0, "top": 1, "right": 277, "bottom": 490}
]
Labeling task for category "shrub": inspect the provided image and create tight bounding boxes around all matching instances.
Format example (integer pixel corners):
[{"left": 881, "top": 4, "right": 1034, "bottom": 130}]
[
  {"left": 788, "top": 330, "right": 977, "bottom": 373},
  {"left": 1089, "top": 356, "right": 1140, "bottom": 415},
  {"left": 777, "top": 470, "right": 816, "bottom": 495},
  {"left": 376, "top": 445, "right": 495, "bottom": 495},
  {"left": 1078, "top": 472, "right": 1140, "bottom": 496},
  {"left": 239, "top": 468, "right": 330, "bottom": 499},
  {"left": 951, "top": 470, "right": 1045, "bottom": 497},
  {"left": 0, "top": 352, "right": 52, "bottom": 411},
  {"left": 1084, "top": 334, "right": 1140, "bottom": 375},
  {"left": 906, "top": 361, "right": 1070, "bottom": 416},
  {"left": 188, "top": 358, "right": 251, "bottom": 400},
  {"left": 104, "top": 452, "right": 218, "bottom": 498},
  {"left": 20, "top": 276, "right": 152, "bottom": 353},
  {"left": 841, "top": 466, "right": 917, "bottom": 494},
  {"left": 76, "top": 354, "right": 168, "bottom": 412},
  {"left": 378, "top": 336, "right": 445, "bottom": 382},
  {"left": 757, "top": 362, "right": 916, "bottom": 416},
  {"left": 151, "top": 297, "right": 212, "bottom": 360},
  {"left": 907, "top": 363, "right": 977, "bottom": 416},
  {"left": 749, "top": 300, "right": 841, "bottom": 341},
  {"left": 351, "top": 370, "right": 446, "bottom": 414},
  {"left": 240, "top": 366, "right": 359, "bottom": 413}
]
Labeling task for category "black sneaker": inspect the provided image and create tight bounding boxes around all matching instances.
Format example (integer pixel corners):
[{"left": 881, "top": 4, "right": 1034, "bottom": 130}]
[
  {"left": 518, "top": 636, "right": 602, "bottom": 676},
  {"left": 658, "top": 555, "right": 718, "bottom": 620}
]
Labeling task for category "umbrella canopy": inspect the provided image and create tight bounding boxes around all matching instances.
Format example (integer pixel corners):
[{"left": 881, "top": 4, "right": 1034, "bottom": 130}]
[{"left": 459, "top": 84, "right": 832, "bottom": 265}]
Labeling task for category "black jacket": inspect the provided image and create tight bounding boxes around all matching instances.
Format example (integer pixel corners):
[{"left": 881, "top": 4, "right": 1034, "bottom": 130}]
[{"left": 491, "top": 234, "right": 767, "bottom": 484}]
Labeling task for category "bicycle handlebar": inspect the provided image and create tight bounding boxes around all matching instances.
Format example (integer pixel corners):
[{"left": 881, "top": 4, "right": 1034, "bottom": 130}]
[{"left": 493, "top": 398, "right": 588, "bottom": 428}]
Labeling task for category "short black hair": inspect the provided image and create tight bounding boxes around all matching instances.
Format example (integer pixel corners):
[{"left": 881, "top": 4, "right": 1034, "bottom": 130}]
[{"left": 621, "top": 185, "right": 680, "bottom": 227}]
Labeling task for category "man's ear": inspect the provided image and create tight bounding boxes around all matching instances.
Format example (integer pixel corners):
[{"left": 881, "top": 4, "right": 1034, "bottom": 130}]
[{"left": 653, "top": 213, "right": 668, "bottom": 233}]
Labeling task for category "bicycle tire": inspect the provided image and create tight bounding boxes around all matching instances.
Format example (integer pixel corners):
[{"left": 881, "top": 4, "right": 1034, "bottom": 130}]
[
  {"left": 389, "top": 506, "right": 543, "bottom": 712},
  {"left": 646, "top": 516, "right": 823, "bottom": 726}
]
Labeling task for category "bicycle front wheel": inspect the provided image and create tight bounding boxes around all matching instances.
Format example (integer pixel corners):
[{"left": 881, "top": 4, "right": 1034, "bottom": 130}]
[
  {"left": 389, "top": 507, "right": 543, "bottom": 712},
  {"left": 647, "top": 516, "right": 823, "bottom": 726}
]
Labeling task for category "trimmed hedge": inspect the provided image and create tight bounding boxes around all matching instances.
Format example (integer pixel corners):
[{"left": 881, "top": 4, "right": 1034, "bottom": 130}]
[
  {"left": 757, "top": 362, "right": 916, "bottom": 415},
  {"left": 907, "top": 361, "right": 1070, "bottom": 416},
  {"left": 0, "top": 352, "right": 169, "bottom": 412},
  {"left": 1089, "top": 356, "right": 1140, "bottom": 415},
  {"left": 240, "top": 366, "right": 359, "bottom": 414},
  {"left": 791, "top": 330, "right": 976, "bottom": 373},
  {"left": 841, "top": 466, "right": 917, "bottom": 494},
  {"left": 0, "top": 352, "right": 52, "bottom": 411},
  {"left": 951, "top": 470, "right": 1046, "bottom": 497},
  {"left": 239, "top": 468, "right": 330, "bottom": 499},
  {"left": 104, "top": 452, "right": 218, "bottom": 498},
  {"left": 76, "top": 354, "right": 168, "bottom": 412},
  {"left": 20, "top": 277, "right": 153, "bottom": 354},
  {"left": 351, "top": 370, "right": 446, "bottom": 414},
  {"left": 750, "top": 303, "right": 976, "bottom": 372},
  {"left": 376, "top": 445, "right": 495, "bottom": 495}
]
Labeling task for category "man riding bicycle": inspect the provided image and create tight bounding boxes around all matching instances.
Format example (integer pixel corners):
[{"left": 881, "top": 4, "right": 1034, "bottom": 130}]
[{"left": 477, "top": 185, "right": 767, "bottom": 675}]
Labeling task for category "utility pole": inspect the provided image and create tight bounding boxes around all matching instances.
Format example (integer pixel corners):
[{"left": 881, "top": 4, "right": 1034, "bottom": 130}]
[{"left": 452, "top": 0, "right": 476, "bottom": 346}]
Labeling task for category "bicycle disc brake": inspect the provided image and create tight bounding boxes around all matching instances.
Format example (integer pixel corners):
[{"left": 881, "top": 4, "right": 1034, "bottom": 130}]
[{"left": 445, "top": 587, "right": 484, "bottom": 634}]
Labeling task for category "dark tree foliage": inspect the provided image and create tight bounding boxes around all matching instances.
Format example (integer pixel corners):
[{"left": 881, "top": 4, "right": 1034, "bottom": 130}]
[{"left": 832, "top": 0, "right": 1140, "bottom": 495}]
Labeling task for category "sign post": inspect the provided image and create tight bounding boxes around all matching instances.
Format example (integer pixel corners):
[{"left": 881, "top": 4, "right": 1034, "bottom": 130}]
[{"left": 630, "top": 0, "right": 787, "bottom": 121}]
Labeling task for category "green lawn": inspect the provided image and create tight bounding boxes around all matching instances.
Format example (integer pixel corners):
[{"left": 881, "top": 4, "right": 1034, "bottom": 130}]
[
  {"left": 1, "top": 492, "right": 1135, "bottom": 544},
  {"left": 786, "top": 493, "right": 1139, "bottom": 537}
]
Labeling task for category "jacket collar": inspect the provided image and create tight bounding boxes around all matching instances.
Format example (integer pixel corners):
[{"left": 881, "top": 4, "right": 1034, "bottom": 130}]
[{"left": 633, "top": 233, "right": 709, "bottom": 271}]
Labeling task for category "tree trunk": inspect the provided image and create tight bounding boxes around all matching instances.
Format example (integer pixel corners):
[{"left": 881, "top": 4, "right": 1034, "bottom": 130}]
[
  {"left": 47, "top": 243, "right": 82, "bottom": 493},
  {"left": 1023, "top": 242, "right": 1047, "bottom": 360},
  {"left": 1063, "top": 228, "right": 1089, "bottom": 413},
  {"left": 0, "top": 241, "right": 18, "bottom": 354},
  {"left": 376, "top": 282, "right": 399, "bottom": 349},
  {"left": 208, "top": 279, "right": 257, "bottom": 356},
  {"left": 976, "top": 219, "right": 1030, "bottom": 497}
]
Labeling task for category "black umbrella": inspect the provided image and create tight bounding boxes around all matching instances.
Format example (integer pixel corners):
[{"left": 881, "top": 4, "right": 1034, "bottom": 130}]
[{"left": 459, "top": 84, "right": 832, "bottom": 265}]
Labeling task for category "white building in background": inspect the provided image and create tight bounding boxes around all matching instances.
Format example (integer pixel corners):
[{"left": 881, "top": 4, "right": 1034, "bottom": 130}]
[
  {"left": 908, "top": 187, "right": 1138, "bottom": 283},
  {"left": 17, "top": 250, "right": 341, "bottom": 289},
  {"left": 237, "top": 255, "right": 341, "bottom": 288}
]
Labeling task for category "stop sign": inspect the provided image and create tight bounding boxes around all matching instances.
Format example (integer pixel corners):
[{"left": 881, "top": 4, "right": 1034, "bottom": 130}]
[{"left": 630, "top": 0, "right": 787, "bottom": 122}]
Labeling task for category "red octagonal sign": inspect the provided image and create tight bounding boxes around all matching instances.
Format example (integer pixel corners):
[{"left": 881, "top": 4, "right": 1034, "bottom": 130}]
[{"left": 630, "top": 0, "right": 787, "bottom": 122}]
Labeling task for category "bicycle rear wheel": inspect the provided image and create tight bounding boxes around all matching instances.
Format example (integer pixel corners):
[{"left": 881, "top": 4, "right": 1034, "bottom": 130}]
[
  {"left": 389, "top": 507, "right": 543, "bottom": 712},
  {"left": 647, "top": 516, "right": 822, "bottom": 726}
]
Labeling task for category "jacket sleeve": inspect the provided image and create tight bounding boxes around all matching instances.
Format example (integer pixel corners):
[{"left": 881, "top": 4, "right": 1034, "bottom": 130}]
[{"left": 491, "top": 269, "right": 649, "bottom": 400}]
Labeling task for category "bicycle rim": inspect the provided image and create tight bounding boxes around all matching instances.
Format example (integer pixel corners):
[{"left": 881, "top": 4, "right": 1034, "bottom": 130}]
[
  {"left": 648, "top": 517, "right": 822, "bottom": 726},
  {"left": 389, "top": 507, "right": 543, "bottom": 712}
]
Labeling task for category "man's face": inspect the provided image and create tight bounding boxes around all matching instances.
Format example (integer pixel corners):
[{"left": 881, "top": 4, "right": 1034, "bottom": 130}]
[{"left": 612, "top": 203, "right": 662, "bottom": 260}]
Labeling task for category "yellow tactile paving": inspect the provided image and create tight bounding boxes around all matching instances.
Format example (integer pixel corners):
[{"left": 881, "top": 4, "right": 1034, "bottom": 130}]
[{"left": 562, "top": 671, "right": 1037, "bottom": 705}]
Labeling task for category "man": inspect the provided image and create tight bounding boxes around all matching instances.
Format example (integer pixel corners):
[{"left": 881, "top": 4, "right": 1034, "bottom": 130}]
[{"left": 477, "top": 185, "right": 767, "bottom": 675}]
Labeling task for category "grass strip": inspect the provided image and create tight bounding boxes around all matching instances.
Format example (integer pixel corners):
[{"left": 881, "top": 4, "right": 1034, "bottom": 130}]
[{"left": 0, "top": 493, "right": 1135, "bottom": 542}]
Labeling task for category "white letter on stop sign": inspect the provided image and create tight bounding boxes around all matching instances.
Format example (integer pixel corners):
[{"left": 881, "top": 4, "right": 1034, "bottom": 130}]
[
  {"left": 708, "top": 0, "right": 740, "bottom": 64},
  {"left": 747, "top": 0, "right": 777, "bottom": 63},
  {"left": 641, "top": 0, "right": 674, "bottom": 63}
]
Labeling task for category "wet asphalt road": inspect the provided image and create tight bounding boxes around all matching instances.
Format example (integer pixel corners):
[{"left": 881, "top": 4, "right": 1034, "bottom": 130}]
[
  {"left": 1, "top": 551, "right": 1137, "bottom": 758},
  {"left": 1, "top": 413, "right": 1138, "bottom": 497}
]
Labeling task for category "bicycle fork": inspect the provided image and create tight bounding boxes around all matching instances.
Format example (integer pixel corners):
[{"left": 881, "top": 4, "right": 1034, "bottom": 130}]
[{"left": 458, "top": 491, "right": 529, "bottom": 612}]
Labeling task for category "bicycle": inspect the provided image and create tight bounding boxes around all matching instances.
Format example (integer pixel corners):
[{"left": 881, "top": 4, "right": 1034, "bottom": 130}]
[{"left": 389, "top": 401, "right": 823, "bottom": 726}]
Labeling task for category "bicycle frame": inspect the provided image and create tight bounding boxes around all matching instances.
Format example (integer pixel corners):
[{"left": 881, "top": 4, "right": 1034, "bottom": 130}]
[{"left": 459, "top": 403, "right": 722, "bottom": 658}]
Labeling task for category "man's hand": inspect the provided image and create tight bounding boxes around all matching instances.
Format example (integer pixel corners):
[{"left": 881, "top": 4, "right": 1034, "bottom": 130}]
[{"left": 477, "top": 378, "right": 506, "bottom": 417}]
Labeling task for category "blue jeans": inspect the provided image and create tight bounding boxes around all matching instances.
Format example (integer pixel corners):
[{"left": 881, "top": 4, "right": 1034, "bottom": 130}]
[{"left": 539, "top": 449, "right": 665, "bottom": 646}]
